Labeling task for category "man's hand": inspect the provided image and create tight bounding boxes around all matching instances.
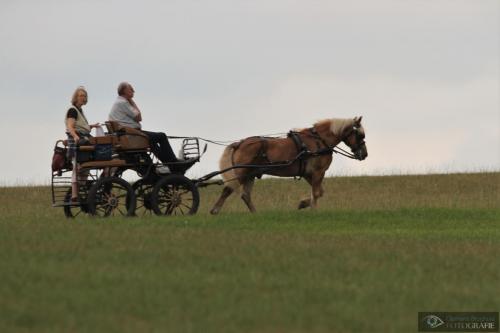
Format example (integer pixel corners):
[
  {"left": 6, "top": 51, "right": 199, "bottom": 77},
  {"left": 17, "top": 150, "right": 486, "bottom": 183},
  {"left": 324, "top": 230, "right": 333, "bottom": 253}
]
[
  {"left": 128, "top": 98, "right": 142, "bottom": 122},
  {"left": 128, "top": 98, "right": 137, "bottom": 108}
]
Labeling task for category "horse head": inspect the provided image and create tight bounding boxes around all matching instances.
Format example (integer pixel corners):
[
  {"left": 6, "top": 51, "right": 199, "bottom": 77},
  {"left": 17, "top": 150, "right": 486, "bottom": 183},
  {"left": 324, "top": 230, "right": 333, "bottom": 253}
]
[{"left": 341, "top": 116, "right": 368, "bottom": 160}]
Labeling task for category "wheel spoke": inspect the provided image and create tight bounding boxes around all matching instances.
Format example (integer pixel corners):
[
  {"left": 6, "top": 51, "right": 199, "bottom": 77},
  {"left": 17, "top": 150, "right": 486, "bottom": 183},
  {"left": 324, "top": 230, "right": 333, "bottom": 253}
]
[
  {"left": 165, "top": 203, "right": 174, "bottom": 215},
  {"left": 160, "top": 191, "right": 174, "bottom": 200},
  {"left": 180, "top": 203, "right": 192, "bottom": 210}
]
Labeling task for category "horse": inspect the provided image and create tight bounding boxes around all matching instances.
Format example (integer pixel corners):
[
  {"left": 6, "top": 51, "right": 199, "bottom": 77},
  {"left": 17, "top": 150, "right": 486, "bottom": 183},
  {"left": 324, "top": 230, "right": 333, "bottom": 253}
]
[{"left": 209, "top": 116, "right": 368, "bottom": 214}]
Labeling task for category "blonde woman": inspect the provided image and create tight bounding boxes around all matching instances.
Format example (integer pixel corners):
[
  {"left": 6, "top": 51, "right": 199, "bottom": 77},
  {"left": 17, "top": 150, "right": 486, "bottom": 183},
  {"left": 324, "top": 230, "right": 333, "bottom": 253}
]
[{"left": 65, "top": 86, "right": 99, "bottom": 201}]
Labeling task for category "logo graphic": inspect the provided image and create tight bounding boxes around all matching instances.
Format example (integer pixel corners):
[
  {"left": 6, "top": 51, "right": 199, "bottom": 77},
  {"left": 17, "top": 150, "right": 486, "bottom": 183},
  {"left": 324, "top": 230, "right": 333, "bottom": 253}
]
[
  {"left": 418, "top": 312, "right": 498, "bottom": 332},
  {"left": 422, "top": 315, "right": 445, "bottom": 329}
]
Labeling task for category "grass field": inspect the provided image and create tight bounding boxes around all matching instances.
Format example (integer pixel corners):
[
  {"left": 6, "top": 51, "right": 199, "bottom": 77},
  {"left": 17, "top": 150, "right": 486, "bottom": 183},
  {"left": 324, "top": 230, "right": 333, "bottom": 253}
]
[{"left": 0, "top": 173, "right": 499, "bottom": 332}]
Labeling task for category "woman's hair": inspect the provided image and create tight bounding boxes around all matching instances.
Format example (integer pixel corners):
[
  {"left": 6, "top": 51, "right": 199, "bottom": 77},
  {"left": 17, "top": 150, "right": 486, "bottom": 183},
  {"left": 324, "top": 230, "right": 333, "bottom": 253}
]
[{"left": 71, "top": 86, "right": 88, "bottom": 105}]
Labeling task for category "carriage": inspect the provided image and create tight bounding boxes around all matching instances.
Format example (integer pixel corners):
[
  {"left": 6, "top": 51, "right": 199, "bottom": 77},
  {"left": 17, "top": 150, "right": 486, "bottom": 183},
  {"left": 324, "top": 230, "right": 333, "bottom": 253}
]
[
  {"left": 51, "top": 121, "right": 211, "bottom": 218},
  {"left": 52, "top": 117, "right": 368, "bottom": 217}
]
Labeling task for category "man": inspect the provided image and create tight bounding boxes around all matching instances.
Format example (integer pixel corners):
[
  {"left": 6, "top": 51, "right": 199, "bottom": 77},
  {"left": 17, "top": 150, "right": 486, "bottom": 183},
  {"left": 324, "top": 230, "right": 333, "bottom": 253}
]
[{"left": 109, "top": 82, "right": 180, "bottom": 167}]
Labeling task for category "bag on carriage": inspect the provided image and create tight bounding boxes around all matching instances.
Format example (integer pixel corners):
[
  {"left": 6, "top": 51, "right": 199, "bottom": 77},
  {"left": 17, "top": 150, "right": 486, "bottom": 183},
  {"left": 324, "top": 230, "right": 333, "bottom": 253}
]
[{"left": 51, "top": 140, "right": 71, "bottom": 173}]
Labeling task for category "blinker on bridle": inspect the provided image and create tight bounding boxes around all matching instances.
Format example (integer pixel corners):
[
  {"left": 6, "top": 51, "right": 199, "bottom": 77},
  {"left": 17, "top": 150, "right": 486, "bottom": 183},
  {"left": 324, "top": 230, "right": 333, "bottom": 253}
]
[{"left": 343, "top": 126, "right": 366, "bottom": 157}]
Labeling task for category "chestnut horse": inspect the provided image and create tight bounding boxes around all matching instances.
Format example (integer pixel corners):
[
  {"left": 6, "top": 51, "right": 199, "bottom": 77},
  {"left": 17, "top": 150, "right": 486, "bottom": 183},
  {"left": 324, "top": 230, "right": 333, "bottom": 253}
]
[{"left": 210, "top": 117, "right": 368, "bottom": 214}]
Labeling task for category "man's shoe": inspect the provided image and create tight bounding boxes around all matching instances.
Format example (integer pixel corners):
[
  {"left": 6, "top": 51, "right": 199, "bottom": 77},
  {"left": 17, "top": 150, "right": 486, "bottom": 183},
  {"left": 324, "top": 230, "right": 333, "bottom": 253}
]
[{"left": 155, "top": 165, "right": 171, "bottom": 174}]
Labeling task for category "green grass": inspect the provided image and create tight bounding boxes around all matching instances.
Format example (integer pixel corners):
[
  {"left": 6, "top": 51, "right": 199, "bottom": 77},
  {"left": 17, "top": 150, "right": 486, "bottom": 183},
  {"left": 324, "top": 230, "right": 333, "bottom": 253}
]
[{"left": 0, "top": 173, "right": 499, "bottom": 332}]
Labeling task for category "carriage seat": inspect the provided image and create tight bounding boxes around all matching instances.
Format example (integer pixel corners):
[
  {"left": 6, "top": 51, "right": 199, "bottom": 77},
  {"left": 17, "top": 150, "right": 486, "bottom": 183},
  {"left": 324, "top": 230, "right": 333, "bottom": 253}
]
[
  {"left": 61, "top": 136, "right": 117, "bottom": 150},
  {"left": 58, "top": 121, "right": 150, "bottom": 153},
  {"left": 105, "top": 121, "right": 150, "bottom": 151}
]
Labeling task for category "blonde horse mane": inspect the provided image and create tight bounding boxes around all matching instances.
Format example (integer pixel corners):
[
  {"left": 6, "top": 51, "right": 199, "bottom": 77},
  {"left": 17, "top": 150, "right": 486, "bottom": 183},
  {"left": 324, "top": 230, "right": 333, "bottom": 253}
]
[{"left": 313, "top": 118, "right": 360, "bottom": 137}]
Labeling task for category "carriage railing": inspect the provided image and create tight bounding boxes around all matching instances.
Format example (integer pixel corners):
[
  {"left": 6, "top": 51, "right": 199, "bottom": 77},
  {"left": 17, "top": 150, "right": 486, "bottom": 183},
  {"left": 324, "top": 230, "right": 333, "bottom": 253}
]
[
  {"left": 51, "top": 168, "right": 100, "bottom": 207},
  {"left": 165, "top": 136, "right": 201, "bottom": 160},
  {"left": 51, "top": 170, "right": 72, "bottom": 206},
  {"left": 180, "top": 137, "right": 201, "bottom": 160}
]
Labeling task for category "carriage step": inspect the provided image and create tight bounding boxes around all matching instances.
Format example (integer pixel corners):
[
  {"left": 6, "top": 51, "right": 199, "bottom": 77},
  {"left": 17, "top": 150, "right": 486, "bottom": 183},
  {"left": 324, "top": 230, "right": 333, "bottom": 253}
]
[{"left": 52, "top": 202, "right": 85, "bottom": 207}]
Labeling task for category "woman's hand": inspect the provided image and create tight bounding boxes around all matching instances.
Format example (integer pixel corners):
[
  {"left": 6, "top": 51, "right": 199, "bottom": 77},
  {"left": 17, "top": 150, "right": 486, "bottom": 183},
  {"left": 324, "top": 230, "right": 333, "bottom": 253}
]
[{"left": 66, "top": 117, "right": 81, "bottom": 143}]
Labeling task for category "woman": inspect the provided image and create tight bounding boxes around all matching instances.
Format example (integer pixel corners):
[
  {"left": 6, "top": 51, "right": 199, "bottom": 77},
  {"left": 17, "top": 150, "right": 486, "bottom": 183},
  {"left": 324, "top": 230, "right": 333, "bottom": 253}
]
[{"left": 65, "top": 86, "right": 99, "bottom": 201}]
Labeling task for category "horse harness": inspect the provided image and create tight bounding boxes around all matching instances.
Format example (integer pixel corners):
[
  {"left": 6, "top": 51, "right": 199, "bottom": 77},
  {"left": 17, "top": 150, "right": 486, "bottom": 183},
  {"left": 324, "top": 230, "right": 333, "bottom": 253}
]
[
  {"left": 225, "top": 125, "right": 362, "bottom": 184},
  {"left": 242, "top": 128, "right": 334, "bottom": 178},
  {"left": 288, "top": 128, "right": 335, "bottom": 177}
]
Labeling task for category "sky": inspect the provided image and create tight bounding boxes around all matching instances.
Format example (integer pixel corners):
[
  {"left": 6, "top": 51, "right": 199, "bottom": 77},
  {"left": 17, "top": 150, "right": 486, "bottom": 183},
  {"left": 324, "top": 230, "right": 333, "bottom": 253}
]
[{"left": 0, "top": 0, "right": 498, "bottom": 185}]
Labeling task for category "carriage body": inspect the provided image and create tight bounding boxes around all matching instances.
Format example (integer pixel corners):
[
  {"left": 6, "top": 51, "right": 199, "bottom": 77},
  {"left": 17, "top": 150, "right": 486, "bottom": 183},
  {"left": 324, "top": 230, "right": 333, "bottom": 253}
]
[{"left": 51, "top": 121, "right": 201, "bottom": 218}]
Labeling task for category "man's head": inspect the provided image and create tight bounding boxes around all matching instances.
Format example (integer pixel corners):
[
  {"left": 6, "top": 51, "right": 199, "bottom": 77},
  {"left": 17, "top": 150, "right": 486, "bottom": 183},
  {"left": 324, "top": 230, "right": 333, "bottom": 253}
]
[{"left": 117, "top": 82, "right": 135, "bottom": 99}]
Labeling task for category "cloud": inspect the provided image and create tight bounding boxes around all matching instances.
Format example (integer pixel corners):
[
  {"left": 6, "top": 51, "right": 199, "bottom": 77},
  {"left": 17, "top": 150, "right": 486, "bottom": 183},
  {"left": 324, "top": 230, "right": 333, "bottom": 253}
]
[
  {"left": 0, "top": 0, "right": 498, "bottom": 184},
  {"left": 245, "top": 74, "right": 499, "bottom": 174}
]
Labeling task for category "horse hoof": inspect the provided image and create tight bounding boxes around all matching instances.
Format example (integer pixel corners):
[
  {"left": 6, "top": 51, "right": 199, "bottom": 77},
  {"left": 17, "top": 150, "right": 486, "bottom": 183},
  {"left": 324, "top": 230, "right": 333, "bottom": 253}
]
[
  {"left": 298, "top": 202, "right": 308, "bottom": 210},
  {"left": 210, "top": 208, "right": 219, "bottom": 215}
]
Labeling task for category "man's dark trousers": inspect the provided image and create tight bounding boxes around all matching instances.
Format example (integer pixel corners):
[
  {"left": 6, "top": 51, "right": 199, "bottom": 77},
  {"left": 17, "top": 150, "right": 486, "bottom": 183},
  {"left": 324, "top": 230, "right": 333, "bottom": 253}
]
[{"left": 142, "top": 130, "right": 177, "bottom": 163}]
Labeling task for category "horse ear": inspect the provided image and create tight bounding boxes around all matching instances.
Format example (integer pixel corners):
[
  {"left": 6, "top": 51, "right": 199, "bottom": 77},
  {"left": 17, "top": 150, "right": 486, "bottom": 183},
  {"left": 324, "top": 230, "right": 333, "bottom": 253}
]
[{"left": 355, "top": 116, "right": 363, "bottom": 125}]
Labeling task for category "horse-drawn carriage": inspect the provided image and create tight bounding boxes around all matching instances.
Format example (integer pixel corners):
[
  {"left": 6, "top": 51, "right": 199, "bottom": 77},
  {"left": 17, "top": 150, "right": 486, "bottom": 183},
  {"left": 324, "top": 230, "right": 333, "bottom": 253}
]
[
  {"left": 52, "top": 117, "right": 368, "bottom": 217},
  {"left": 51, "top": 121, "right": 206, "bottom": 218}
]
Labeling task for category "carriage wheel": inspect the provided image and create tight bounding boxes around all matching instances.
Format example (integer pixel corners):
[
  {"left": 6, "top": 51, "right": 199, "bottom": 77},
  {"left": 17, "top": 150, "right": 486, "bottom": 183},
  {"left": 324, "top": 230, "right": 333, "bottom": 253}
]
[
  {"left": 64, "top": 190, "right": 85, "bottom": 218},
  {"left": 151, "top": 175, "right": 200, "bottom": 216},
  {"left": 88, "top": 177, "right": 136, "bottom": 217},
  {"left": 63, "top": 188, "right": 90, "bottom": 218},
  {"left": 132, "top": 179, "right": 154, "bottom": 217}
]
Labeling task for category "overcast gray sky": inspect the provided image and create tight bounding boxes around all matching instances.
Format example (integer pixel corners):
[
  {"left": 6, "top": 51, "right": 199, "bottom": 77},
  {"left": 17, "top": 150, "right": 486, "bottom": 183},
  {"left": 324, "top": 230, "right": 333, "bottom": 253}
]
[{"left": 0, "top": 0, "right": 498, "bottom": 185}]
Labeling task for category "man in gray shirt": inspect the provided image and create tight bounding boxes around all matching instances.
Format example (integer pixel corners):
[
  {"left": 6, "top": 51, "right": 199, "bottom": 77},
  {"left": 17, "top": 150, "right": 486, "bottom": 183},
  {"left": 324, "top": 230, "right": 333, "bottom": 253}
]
[{"left": 109, "top": 82, "right": 178, "bottom": 164}]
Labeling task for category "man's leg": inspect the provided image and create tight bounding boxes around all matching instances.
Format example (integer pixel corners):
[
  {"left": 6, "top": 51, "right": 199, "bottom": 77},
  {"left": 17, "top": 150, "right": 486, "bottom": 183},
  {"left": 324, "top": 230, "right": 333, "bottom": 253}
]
[{"left": 142, "top": 130, "right": 178, "bottom": 163}]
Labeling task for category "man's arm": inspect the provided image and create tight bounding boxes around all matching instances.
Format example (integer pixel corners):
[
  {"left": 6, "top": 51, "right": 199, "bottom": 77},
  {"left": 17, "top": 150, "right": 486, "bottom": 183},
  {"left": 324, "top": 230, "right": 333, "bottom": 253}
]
[{"left": 128, "top": 98, "right": 142, "bottom": 122}]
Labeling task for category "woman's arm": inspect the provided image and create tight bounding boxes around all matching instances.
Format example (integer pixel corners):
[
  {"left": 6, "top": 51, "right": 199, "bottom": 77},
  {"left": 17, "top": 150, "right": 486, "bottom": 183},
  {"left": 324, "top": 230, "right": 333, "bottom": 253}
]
[{"left": 66, "top": 118, "right": 80, "bottom": 142}]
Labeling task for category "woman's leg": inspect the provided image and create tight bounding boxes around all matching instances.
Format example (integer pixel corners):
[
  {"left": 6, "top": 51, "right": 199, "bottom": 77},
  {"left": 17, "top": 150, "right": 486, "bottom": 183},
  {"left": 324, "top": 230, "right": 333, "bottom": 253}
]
[{"left": 71, "top": 158, "right": 79, "bottom": 200}]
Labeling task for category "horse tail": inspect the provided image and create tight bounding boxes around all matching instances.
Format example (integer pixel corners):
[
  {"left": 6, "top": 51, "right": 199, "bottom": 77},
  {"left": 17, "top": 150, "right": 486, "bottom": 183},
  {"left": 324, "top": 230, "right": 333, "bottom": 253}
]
[{"left": 219, "top": 142, "right": 240, "bottom": 190}]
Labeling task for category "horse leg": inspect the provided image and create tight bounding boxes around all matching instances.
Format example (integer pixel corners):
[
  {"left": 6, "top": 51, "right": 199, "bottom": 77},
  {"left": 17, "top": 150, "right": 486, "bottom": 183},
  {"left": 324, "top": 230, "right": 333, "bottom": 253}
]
[
  {"left": 210, "top": 186, "right": 235, "bottom": 215},
  {"left": 310, "top": 173, "right": 326, "bottom": 209},
  {"left": 298, "top": 173, "right": 325, "bottom": 209},
  {"left": 298, "top": 175, "right": 313, "bottom": 209},
  {"left": 241, "top": 178, "right": 256, "bottom": 213}
]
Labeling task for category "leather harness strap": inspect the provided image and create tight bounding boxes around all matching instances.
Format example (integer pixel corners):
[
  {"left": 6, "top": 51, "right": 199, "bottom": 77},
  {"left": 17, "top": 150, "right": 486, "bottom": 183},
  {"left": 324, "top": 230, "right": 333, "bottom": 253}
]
[
  {"left": 309, "top": 127, "right": 330, "bottom": 150},
  {"left": 257, "top": 136, "right": 271, "bottom": 163},
  {"left": 232, "top": 130, "right": 336, "bottom": 180},
  {"left": 287, "top": 131, "right": 309, "bottom": 177}
]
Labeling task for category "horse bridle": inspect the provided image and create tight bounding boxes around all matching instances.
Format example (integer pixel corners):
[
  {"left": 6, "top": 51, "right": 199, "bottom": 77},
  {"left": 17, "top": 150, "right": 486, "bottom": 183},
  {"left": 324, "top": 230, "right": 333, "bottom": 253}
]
[
  {"left": 308, "top": 126, "right": 364, "bottom": 160},
  {"left": 344, "top": 126, "right": 366, "bottom": 153}
]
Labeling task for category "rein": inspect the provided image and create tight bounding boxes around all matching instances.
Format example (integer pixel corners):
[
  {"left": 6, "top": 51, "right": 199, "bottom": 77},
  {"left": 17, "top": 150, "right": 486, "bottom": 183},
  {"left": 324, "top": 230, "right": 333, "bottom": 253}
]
[
  {"left": 168, "top": 134, "right": 288, "bottom": 147},
  {"left": 168, "top": 129, "right": 359, "bottom": 160},
  {"left": 331, "top": 146, "right": 358, "bottom": 160}
]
